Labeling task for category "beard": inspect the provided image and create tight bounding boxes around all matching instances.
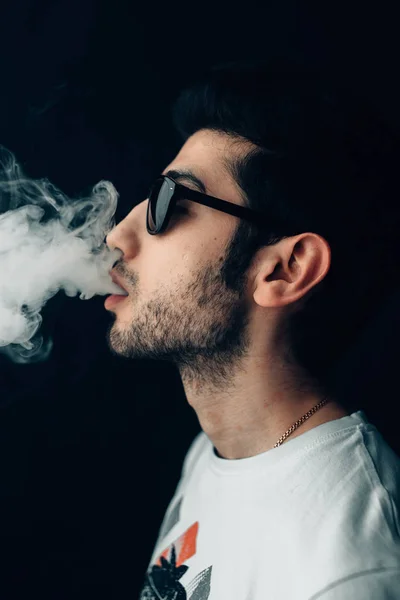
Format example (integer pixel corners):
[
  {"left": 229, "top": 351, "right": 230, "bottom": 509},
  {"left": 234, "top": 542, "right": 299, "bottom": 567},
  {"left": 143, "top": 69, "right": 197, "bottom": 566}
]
[{"left": 106, "top": 220, "right": 260, "bottom": 391}]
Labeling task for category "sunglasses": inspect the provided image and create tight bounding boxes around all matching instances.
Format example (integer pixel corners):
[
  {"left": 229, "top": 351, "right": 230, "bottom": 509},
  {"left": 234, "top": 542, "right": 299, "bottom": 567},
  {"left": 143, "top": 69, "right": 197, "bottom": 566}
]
[{"left": 146, "top": 175, "right": 291, "bottom": 235}]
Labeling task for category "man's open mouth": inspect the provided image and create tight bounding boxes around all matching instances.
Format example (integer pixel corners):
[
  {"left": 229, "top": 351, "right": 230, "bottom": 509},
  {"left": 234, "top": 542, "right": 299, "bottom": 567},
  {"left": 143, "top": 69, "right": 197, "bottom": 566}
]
[{"left": 110, "top": 272, "right": 129, "bottom": 295}]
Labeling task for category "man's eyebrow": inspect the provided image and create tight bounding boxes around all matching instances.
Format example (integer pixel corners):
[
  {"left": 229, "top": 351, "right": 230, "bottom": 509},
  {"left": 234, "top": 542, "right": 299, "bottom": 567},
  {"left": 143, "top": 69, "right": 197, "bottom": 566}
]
[{"left": 164, "top": 169, "right": 207, "bottom": 194}]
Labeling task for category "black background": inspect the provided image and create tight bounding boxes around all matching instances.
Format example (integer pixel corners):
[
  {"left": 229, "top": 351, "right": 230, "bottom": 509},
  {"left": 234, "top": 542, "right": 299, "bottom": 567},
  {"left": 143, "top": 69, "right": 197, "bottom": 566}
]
[{"left": 0, "top": 2, "right": 399, "bottom": 598}]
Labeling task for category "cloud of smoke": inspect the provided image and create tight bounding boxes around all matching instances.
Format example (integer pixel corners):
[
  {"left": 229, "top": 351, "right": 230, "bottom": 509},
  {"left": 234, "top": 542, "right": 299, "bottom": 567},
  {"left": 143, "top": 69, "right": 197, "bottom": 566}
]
[{"left": 0, "top": 146, "right": 127, "bottom": 364}]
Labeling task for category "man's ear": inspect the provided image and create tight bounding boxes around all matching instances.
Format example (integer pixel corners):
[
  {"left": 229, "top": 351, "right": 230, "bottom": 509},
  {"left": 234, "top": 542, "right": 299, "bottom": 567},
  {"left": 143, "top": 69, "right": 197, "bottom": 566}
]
[{"left": 252, "top": 233, "right": 331, "bottom": 309}]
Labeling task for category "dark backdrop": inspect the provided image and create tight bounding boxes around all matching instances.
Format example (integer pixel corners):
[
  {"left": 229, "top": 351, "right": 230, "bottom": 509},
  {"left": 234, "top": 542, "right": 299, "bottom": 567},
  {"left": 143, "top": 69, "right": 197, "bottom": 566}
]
[{"left": 0, "top": 2, "right": 399, "bottom": 598}]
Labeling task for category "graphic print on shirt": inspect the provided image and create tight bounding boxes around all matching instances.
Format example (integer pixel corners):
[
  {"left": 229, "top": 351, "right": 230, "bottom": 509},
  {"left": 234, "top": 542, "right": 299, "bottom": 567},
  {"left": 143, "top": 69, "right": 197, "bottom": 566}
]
[{"left": 139, "top": 520, "right": 212, "bottom": 599}]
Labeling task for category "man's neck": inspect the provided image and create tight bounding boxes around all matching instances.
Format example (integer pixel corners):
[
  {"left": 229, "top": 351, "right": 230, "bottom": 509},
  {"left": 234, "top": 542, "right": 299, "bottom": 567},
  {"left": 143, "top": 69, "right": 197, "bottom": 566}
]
[{"left": 184, "top": 381, "right": 349, "bottom": 460}]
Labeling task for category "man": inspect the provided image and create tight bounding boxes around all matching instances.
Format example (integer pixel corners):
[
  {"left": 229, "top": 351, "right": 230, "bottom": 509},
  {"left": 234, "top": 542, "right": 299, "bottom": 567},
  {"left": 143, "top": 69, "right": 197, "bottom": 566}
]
[{"left": 105, "top": 60, "right": 400, "bottom": 599}]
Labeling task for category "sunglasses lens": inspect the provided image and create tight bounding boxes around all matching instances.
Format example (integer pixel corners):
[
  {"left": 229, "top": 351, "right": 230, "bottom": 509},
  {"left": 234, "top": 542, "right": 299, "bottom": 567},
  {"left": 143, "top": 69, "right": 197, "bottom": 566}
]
[{"left": 147, "top": 178, "right": 174, "bottom": 233}]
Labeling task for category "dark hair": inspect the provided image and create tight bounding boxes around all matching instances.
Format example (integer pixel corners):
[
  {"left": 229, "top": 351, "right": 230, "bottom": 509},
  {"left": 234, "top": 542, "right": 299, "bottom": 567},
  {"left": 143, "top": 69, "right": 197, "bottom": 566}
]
[{"left": 171, "top": 59, "right": 400, "bottom": 399}]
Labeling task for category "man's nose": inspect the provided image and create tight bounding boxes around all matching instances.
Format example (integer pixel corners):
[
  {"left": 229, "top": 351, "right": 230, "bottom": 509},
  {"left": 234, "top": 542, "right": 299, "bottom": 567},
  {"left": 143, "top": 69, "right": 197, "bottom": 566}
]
[
  {"left": 105, "top": 200, "right": 147, "bottom": 256},
  {"left": 106, "top": 226, "right": 119, "bottom": 251},
  {"left": 106, "top": 217, "right": 131, "bottom": 253}
]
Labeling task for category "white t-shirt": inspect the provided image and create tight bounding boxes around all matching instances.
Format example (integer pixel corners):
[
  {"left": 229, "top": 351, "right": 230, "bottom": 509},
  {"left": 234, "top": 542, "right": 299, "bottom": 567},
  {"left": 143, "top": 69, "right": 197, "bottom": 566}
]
[{"left": 139, "top": 410, "right": 400, "bottom": 599}]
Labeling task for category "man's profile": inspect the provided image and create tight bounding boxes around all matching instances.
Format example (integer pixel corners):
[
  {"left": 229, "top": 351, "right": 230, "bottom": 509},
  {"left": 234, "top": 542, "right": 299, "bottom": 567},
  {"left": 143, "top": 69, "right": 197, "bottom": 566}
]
[{"left": 105, "top": 60, "right": 400, "bottom": 599}]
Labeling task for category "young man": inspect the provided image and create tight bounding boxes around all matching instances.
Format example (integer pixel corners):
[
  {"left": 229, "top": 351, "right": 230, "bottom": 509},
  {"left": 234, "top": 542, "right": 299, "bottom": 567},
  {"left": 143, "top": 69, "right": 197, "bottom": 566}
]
[{"left": 105, "top": 60, "right": 400, "bottom": 599}]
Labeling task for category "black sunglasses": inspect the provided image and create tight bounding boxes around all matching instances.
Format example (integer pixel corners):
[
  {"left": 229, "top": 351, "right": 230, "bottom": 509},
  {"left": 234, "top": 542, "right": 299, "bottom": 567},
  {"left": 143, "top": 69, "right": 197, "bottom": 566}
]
[{"left": 146, "top": 175, "right": 294, "bottom": 235}]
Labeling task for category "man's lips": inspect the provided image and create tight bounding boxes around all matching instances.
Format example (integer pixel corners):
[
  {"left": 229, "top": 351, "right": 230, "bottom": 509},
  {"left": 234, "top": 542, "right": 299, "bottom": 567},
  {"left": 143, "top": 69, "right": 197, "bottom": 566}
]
[{"left": 110, "top": 272, "right": 129, "bottom": 295}]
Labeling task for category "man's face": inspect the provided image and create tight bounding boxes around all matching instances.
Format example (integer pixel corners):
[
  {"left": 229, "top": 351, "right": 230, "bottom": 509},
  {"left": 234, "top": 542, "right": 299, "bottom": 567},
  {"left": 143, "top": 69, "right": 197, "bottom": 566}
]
[{"left": 105, "top": 129, "right": 259, "bottom": 386}]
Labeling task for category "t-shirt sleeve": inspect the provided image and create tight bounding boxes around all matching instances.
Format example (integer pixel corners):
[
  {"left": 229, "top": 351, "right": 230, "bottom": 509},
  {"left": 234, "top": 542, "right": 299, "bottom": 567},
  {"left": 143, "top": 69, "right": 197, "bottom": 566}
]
[{"left": 311, "top": 567, "right": 400, "bottom": 600}]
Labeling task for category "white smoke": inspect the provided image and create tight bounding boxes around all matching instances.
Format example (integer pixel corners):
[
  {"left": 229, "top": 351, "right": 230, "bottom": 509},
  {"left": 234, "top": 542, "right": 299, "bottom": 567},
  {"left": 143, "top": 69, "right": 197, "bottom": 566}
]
[{"left": 0, "top": 145, "right": 127, "bottom": 364}]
